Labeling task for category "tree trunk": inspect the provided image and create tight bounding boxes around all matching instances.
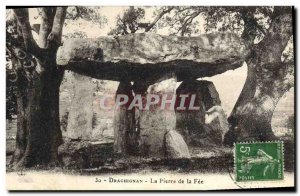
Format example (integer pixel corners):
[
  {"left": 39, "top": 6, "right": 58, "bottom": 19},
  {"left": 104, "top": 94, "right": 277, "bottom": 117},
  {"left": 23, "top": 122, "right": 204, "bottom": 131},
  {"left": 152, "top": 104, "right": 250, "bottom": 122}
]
[
  {"left": 10, "top": 63, "right": 64, "bottom": 169},
  {"left": 8, "top": 7, "right": 67, "bottom": 169},
  {"left": 224, "top": 61, "right": 293, "bottom": 145},
  {"left": 224, "top": 7, "right": 293, "bottom": 145}
]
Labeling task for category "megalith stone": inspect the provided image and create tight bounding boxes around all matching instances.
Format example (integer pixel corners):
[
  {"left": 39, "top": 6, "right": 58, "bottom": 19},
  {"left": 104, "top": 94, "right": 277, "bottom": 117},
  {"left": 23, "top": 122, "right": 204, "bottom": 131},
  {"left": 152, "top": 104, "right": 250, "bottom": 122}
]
[
  {"left": 113, "top": 81, "right": 136, "bottom": 155},
  {"left": 165, "top": 130, "right": 191, "bottom": 159},
  {"left": 134, "top": 74, "right": 177, "bottom": 157},
  {"left": 205, "top": 105, "right": 229, "bottom": 142},
  {"left": 57, "top": 33, "right": 247, "bottom": 82},
  {"left": 175, "top": 80, "right": 228, "bottom": 147},
  {"left": 65, "top": 73, "right": 95, "bottom": 140},
  {"left": 59, "top": 71, "right": 75, "bottom": 134}
]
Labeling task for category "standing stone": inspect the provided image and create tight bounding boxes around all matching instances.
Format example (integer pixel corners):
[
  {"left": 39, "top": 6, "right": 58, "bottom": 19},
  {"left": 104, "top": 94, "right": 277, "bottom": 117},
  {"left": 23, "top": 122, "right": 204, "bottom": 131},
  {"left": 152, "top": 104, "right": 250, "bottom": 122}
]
[
  {"left": 134, "top": 74, "right": 177, "bottom": 157},
  {"left": 205, "top": 105, "right": 229, "bottom": 142},
  {"left": 66, "top": 73, "right": 95, "bottom": 140},
  {"left": 113, "top": 81, "right": 136, "bottom": 155},
  {"left": 165, "top": 130, "right": 191, "bottom": 159},
  {"left": 59, "top": 71, "right": 75, "bottom": 134},
  {"left": 176, "top": 80, "right": 228, "bottom": 147}
]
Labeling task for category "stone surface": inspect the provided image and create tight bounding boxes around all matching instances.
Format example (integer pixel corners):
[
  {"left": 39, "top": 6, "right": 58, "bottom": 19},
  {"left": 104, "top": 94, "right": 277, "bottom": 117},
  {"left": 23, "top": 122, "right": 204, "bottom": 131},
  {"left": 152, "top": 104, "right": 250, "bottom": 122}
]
[
  {"left": 136, "top": 75, "right": 177, "bottom": 157},
  {"left": 60, "top": 72, "right": 117, "bottom": 141},
  {"left": 59, "top": 71, "right": 75, "bottom": 134},
  {"left": 205, "top": 105, "right": 229, "bottom": 142},
  {"left": 113, "top": 81, "right": 136, "bottom": 155},
  {"left": 176, "top": 80, "right": 228, "bottom": 146},
  {"left": 58, "top": 140, "right": 113, "bottom": 169},
  {"left": 57, "top": 33, "right": 246, "bottom": 82},
  {"left": 92, "top": 118, "right": 113, "bottom": 140},
  {"left": 165, "top": 130, "right": 191, "bottom": 159},
  {"left": 65, "top": 73, "right": 96, "bottom": 140}
]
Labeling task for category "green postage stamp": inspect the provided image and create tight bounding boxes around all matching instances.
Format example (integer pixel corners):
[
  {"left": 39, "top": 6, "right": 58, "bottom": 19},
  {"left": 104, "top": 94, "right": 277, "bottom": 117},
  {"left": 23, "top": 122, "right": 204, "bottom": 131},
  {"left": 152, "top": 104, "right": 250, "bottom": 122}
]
[{"left": 235, "top": 141, "right": 284, "bottom": 182}]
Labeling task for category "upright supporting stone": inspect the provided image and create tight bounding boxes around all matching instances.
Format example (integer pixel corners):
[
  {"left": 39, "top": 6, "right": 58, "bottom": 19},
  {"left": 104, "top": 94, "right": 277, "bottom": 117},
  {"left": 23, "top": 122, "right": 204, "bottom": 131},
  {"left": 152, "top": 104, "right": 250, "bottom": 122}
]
[
  {"left": 66, "top": 73, "right": 95, "bottom": 140},
  {"left": 59, "top": 71, "right": 75, "bottom": 134},
  {"left": 134, "top": 74, "right": 177, "bottom": 157},
  {"left": 113, "top": 81, "right": 136, "bottom": 155},
  {"left": 176, "top": 80, "right": 228, "bottom": 147}
]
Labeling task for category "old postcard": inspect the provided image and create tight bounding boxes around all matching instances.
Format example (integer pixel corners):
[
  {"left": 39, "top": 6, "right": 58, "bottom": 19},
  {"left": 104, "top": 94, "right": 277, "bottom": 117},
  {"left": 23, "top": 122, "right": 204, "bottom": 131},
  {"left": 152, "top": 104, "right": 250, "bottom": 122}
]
[{"left": 6, "top": 6, "right": 295, "bottom": 191}]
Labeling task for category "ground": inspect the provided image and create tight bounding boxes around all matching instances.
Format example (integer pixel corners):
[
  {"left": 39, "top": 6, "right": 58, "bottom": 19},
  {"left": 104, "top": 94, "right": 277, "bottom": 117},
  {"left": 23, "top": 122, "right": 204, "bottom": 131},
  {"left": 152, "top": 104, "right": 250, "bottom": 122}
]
[{"left": 6, "top": 117, "right": 294, "bottom": 174}]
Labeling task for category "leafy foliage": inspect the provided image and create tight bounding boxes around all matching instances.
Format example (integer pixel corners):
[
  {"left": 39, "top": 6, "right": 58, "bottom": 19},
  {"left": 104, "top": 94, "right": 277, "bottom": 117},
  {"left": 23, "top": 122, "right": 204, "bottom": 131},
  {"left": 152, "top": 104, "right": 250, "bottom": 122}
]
[
  {"left": 6, "top": 76, "right": 17, "bottom": 120},
  {"left": 66, "top": 6, "right": 108, "bottom": 28},
  {"left": 63, "top": 31, "right": 87, "bottom": 39},
  {"left": 157, "top": 7, "right": 205, "bottom": 36},
  {"left": 108, "top": 6, "right": 146, "bottom": 36},
  {"left": 282, "top": 36, "right": 294, "bottom": 62},
  {"left": 6, "top": 13, "right": 19, "bottom": 120},
  {"left": 156, "top": 6, "right": 273, "bottom": 39}
]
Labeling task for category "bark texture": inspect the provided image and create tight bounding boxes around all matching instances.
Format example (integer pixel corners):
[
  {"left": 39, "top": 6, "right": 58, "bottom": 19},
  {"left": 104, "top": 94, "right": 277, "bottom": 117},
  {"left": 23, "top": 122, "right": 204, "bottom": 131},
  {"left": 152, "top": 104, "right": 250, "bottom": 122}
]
[
  {"left": 8, "top": 7, "right": 67, "bottom": 168},
  {"left": 11, "top": 61, "right": 64, "bottom": 168},
  {"left": 224, "top": 7, "right": 294, "bottom": 145}
]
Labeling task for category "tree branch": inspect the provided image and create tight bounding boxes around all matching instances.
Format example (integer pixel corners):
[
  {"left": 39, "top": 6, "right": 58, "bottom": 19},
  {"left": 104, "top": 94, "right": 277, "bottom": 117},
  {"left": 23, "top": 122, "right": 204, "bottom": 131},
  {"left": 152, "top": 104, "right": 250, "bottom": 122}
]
[
  {"left": 179, "top": 11, "right": 201, "bottom": 36},
  {"left": 38, "top": 7, "right": 56, "bottom": 48},
  {"left": 240, "top": 7, "right": 258, "bottom": 46},
  {"left": 145, "top": 6, "right": 174, "bottom": 32},
  {"left": 258, "top": 6, "right": 293, "bottom": 62},
  {"left": 65, "top": 6, "right": 80, "bottom": 20},
  {"left": 253, "top": 20, "right": 267, "bottom": 35},
  {"left": 121, "top": 18, "right": 129, "bottom": 35},
  {"left": 13, "top": 8, "right": 42, "bottom": 59},
  {"left": 277, "top": 61, "right": 294, "bottom": 93},
  {"left": 47, "top": 7, "right": 67, "bottom": 48},
  {"left": 223, "top": 6, "right": 266, "bottom": 36}
]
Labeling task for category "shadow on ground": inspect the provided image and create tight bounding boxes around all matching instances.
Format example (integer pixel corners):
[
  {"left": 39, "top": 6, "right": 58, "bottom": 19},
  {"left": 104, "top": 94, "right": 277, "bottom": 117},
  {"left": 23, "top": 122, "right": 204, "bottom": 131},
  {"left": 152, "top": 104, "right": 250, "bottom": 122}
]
[{"left": 6, "top": 136, "right": 294, "bottom": 175}]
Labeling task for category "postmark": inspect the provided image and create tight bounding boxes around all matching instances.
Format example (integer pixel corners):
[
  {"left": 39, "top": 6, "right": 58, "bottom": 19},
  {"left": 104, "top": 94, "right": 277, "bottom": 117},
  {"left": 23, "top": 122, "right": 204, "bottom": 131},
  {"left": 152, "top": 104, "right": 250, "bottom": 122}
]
[{"left": 234, "top": 141, "right": 284, "bottom": 182}]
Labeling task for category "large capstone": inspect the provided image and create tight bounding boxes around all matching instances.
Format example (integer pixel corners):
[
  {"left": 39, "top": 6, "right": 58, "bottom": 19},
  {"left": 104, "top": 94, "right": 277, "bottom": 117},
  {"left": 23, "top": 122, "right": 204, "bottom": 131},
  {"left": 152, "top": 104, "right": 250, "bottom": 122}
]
[
  {"left": 57, "top": 33, "right": 247, "bottom": 83},
  {"left": 175, "top": 80, "right": 228, "bottom": 146}
]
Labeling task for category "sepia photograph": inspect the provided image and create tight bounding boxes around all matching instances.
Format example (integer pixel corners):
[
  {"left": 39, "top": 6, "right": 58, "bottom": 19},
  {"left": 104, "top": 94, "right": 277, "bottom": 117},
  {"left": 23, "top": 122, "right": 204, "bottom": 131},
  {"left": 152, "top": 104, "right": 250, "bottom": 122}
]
[{"left": 5, "top": 4, "right": 295, "bottom": 191}]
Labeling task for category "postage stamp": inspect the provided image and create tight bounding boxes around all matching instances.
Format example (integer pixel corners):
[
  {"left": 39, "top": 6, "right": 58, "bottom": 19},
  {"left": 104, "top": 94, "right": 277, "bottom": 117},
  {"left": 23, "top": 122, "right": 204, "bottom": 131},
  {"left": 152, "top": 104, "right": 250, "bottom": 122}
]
[{"left": 235, "top": 141, "right": 284, "bottom": 182}]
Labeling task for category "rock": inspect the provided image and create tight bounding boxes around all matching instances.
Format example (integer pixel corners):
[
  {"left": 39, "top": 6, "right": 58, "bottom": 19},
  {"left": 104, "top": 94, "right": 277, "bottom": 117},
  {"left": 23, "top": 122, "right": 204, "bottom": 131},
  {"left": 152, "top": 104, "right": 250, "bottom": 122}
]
[
  {"left": 205, "top": 105, "right": 229, "bottom": 141},
  {"left": 60, "top": 72, "right": 117, "bottom": 141},
  {"left": 58, "top": 140, "right": 113, "bottom": 169},
  {"left": 57, "top": 33, "right": 246, "bottom": 82},
  {"left": 65, "top": 73, "right": 96, "bottom": 140},
  {"left": 92, "top": 118, "right": 113, "bottom": 140},
  {"left": 165, "top": 130, "right": 191, "bottom": 159},
  {"left": 59, "top": 71, "right": 75, "bottom": 133},
  {"left": 113, "top": 81, "right": 136, "bottom": 155},
  {"left": 176, "top": 80, "right": 228, "bottom": 146},
  {"left": 135, "top": 74, "right": 177, "bottom": 157}
]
